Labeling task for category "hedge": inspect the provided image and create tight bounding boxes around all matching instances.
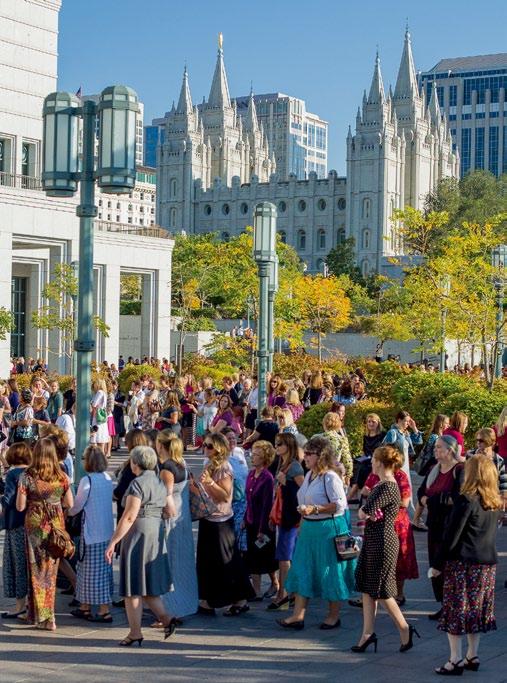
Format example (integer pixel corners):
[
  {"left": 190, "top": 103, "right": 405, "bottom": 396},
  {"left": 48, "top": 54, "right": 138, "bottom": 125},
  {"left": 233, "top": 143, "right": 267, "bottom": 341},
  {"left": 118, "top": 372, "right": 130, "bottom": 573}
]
[
  {"left": 296, "top": 400, "right": 395, "bottom": 456},
  {"left": 117, "top": 364, "right": 162, "bottom": 394}
]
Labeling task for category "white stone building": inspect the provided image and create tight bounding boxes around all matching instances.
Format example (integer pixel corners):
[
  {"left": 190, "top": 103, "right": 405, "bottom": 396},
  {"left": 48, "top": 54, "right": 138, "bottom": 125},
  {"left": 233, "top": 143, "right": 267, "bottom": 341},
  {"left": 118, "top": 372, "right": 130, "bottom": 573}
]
[
  {"left": 0, "top": 0, "right": 173, "bottom": 375},
  {"left": 156, "top": 31, "right": 458, "bottom": 274},
  {"left": 346, "top": 30, "right": 459, "bottom": 274}
]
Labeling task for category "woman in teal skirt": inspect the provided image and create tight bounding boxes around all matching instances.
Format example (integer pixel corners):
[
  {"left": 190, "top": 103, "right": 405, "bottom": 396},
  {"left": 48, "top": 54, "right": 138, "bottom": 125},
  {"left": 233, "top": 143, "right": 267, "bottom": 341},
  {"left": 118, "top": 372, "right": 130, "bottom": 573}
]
[{"left": 277, "top": 436, "right": 356, "bottom": 631}]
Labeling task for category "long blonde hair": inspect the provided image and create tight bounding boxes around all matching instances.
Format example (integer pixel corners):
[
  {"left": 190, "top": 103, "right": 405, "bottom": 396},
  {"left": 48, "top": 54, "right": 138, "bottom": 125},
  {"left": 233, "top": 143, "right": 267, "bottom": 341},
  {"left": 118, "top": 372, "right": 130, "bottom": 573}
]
[
  {"left": 157, "top": 430, "right": 185, "bottom": 466},
  {"left": 204, "top": 433, "right": 229, "bottom": 475},
  {"left": 461, "top": 455, "right": 503, "bottom": 511},
  {"left": 495, "top": 406, "right": 507, "bottom": 437}
]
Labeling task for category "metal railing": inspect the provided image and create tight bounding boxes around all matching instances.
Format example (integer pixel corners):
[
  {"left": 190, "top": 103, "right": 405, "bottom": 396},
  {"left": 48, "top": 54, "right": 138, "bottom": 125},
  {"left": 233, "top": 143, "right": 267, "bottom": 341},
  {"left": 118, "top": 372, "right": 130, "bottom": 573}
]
[
  {"left": 95, "top": 220, "right": 170, "bottom": 239},
  {"left": 0, "top": 171, "right": 42, "bottom": 190}
]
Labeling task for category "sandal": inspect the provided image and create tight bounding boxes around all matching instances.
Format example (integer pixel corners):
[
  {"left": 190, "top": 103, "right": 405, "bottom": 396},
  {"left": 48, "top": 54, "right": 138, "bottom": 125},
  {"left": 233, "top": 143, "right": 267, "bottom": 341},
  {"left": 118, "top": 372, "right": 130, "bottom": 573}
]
[
  {"left": 1, "top": 609, "right": 27, "bottom": 619},
  {"left": 70, "top": 608, "right": 91, "bottom": 620},
  {"left": 164, "top": 617, "right": 177, "bottom": 640},
  {"left": 223, "top": 604, "right": 250, "bottom": 617},
  {"left": 87, "top": 613, "right": 113, "bottom": 623}
]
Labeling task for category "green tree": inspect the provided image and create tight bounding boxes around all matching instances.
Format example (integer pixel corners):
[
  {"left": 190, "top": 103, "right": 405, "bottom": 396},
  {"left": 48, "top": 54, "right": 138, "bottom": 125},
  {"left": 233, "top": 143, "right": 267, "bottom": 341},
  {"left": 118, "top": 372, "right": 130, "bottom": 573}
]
[
  {"left": 292, "top": 274, "right": 351, "bottom": 361},
  {"left": 0, "top": 308, "right": 13, "bottom": 341},
  {"left": 120, "top": 273, "right": 142, "bottom": 315},
  {"left": 32, "top": 263, "right": 109, "bottom": 358},
  {"left": 326, "top": 237, "right": 365, "bottom": 285}
]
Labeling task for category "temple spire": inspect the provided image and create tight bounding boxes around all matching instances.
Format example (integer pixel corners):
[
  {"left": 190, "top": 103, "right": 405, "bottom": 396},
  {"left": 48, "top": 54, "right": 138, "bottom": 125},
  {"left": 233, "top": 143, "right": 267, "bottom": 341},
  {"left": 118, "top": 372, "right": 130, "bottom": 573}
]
[
  {"left": 208, "top": 34, "right": 231, "bottom": 108},
  {"left": 428, "top": 80, "right": 442, "bottom": 127},
  {"left": 244, "top": 89, "right": 259, "bottom": 133},
  {"left": 368, "top": 51, "right": 385, "bottom": 105},
  {"left": 176, "top": 66, "right": 193, "bottom": 114},
  {"left": 394, "top": 27, "right": 418, "bottom": 99}
]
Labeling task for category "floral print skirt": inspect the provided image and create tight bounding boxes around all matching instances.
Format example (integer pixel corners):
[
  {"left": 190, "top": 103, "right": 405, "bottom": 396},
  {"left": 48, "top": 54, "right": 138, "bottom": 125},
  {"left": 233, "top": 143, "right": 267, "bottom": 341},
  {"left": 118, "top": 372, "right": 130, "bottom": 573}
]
[{"left": 438, "top": 560, "right": 496, "bottom": 635}]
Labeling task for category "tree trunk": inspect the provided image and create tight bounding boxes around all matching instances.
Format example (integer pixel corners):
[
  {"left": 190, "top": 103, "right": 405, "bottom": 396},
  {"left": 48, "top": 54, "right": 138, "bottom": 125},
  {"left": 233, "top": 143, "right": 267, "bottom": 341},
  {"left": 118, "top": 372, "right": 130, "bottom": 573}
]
[
  {"left": 317, "top": 330, "right": 322, "bottom": 363},
  {"left": 178, "top": 323, "right": 185, "bottom": 374}
]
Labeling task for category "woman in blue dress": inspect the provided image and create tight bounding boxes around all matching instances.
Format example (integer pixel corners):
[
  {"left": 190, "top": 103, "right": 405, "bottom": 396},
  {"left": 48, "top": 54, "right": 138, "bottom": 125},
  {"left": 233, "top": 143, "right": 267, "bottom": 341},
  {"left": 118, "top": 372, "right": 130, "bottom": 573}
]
[{"left": 156, "top": 430, "right": 198, "bottom": 619}]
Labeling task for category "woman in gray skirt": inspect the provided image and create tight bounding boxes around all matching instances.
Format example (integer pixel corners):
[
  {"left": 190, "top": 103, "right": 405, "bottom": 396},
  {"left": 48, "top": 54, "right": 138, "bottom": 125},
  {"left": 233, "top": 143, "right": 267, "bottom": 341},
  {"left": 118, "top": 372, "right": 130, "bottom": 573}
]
[{"left": 105, "top": 445, "right": 177, "bottom": 646}]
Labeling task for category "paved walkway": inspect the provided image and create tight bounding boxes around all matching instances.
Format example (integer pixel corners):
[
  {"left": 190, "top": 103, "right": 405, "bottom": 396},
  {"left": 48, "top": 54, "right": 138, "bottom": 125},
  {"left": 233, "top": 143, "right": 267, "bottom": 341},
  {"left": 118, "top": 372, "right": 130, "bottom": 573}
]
[{"left": 1, "top": 451, "right": 506, "bottom": 682}]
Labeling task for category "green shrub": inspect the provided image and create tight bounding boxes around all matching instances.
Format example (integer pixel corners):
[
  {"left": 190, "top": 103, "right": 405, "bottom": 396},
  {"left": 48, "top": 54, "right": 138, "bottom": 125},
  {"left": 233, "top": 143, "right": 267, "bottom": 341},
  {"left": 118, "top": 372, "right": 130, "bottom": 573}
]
[
  {"left": 296, "top": 399, "right": 395, "bottom": 456},
  {"left": 440, "top": 387, "right": 507, "bottom": 447},
  {"left": 361, "top": 361, "right": 412, "bottom": 402},
  {"left": 343, "top": 401, "right": 395, "bottom": 455},
  {"left": 118, "top": 364, "right": 162, "bottom": 394},
  {"left": 296, "top": 403, "right": 332, "bottom": 439}
]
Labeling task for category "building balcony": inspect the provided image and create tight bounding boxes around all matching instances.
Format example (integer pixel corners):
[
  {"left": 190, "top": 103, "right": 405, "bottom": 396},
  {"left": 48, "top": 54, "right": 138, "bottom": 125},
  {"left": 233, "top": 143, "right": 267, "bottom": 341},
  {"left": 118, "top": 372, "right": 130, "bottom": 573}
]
[
  {"left": 0, "top": 172, "right": 42, "bottom": 190},
  {"left": 95, "top": 220, "right": 170, "bottom": 239}
]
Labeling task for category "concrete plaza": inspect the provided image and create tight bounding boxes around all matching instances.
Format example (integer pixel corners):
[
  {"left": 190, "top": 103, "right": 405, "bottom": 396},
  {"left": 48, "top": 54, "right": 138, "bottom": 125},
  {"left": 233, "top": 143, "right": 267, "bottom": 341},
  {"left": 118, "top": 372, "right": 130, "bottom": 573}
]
[{"left": 1, "top": 452, "right": 506, "bottom": 683}]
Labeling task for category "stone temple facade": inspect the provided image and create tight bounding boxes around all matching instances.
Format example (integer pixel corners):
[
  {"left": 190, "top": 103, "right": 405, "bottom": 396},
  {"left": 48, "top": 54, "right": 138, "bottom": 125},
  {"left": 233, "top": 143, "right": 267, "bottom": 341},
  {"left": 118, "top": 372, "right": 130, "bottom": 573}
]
[
  {"left": 347, "top": 30, "right": 459, "bottom": 274},
  {"left": 157, "top": 31, "right": 458, "bottom": 273}
]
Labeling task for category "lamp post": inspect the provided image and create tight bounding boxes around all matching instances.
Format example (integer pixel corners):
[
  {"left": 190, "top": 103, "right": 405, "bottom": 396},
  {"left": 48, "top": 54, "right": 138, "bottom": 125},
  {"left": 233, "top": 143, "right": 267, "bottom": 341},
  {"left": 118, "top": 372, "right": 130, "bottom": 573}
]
[
  {"left": 267, "top": 255, "right": 279, "bottom": 372},
  {"left": 492, "top": 245, "right": 507, "bottom": 379},
  {"left": 439, "top": 275, "right": 451, "bottom": 373},
  {"left": 42, "top": 86, "right": 138, "bottom": 482},
  {"left": 70, "top": 260, "right": 79, "bottom": 378},
  {"left": 253, "top": 202, "right": 277, "bottom": 415}
]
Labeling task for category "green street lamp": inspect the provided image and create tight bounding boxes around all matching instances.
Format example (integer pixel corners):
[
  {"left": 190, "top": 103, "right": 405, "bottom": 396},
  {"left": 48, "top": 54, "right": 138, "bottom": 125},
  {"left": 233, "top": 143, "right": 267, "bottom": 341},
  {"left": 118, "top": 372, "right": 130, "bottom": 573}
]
[
  {"left": 439, "top": 275, "right": 451, "bottom": 373},
  {"left": 267, "top": 255, "right": 279, "bottom": 372},
  {"left": 42, "top": 86, "right": 139, "bottom": 482},
  {"left": 253, "top": 202, "right": 277, "bottom": 415},
  {"left": 492, "top": 245, "right": 507, "bottom": 379}
]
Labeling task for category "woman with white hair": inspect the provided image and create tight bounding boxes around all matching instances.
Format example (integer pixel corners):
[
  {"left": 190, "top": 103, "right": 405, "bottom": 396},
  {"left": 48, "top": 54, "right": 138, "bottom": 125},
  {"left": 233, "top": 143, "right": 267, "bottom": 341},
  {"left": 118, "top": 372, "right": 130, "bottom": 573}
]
[{"left": 105, "top": 445, "right": 177, "bottom": 646}]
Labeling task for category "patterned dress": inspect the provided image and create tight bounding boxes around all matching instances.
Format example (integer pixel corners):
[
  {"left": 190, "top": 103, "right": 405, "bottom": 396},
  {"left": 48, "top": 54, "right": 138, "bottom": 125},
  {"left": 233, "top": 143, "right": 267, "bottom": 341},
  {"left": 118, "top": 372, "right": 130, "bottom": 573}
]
[
  {"left": 19, "top": 472, "right": 70, "bottom": 624},
  {"left": 355, "top": 480, "right": 401, "bottom": 599},
  {"left": 364, "top": 470, "right": 419, "bottom": 581}
]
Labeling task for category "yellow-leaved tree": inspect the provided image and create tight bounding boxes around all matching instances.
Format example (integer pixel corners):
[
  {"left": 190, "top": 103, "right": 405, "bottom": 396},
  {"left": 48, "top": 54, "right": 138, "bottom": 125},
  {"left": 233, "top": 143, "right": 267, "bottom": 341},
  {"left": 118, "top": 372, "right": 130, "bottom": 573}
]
[{"left": 292, "top": 274, "right": 351, "bottom": 361}]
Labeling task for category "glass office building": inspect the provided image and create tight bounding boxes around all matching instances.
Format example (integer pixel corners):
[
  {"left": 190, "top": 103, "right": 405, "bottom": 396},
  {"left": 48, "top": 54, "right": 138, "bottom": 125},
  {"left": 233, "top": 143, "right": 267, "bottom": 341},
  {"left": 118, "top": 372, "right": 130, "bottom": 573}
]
[
  {"left": 233, "top": 93, "right": 328, "bottom": 180},
  {"left": 420, "top": 54, "right": 507, "bottom": 177}
]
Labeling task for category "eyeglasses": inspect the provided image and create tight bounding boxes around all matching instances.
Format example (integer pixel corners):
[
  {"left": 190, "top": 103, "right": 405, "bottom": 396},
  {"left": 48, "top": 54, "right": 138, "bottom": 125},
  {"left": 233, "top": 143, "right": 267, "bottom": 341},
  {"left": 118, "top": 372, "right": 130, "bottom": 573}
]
[
  {"left": 203, "top": 443, "right": 214, "bottom": 449},
  {"left": 304, "top": 451, "right": 318, "bottom": 457}
]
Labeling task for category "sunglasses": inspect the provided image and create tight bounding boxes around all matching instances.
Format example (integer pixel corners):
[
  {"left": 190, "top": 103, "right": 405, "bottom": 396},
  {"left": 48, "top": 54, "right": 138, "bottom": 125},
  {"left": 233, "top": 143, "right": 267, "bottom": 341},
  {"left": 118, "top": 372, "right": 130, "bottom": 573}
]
[
  {"left": 476, "top": 439, "right": 486, "bottom": 445},
  {"left": 203, "top": 443, "right": 214, "bottom": 449},
  {"left": 304, "top": 451, "right": 318, "bottom": 457}
]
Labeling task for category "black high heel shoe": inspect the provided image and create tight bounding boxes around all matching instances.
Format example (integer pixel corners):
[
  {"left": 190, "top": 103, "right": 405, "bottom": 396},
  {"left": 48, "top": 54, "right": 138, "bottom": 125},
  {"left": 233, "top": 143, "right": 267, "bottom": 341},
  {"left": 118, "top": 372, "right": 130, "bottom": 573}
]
[
  {"left": 277, "top": 618, "right": 304, "bottom": 631},
  {"left": 351, "top": 633, "right": 378, "bottom": 653},
  {"left": 164, "top": 617, "right": 177, "bottom": 640},
  {"left": 119, "top": 635, "right": 143, "bottom": 647},
  {"left": 435, "top": 660, "right": 464, "bottom": 676},
  {"left": 399, "top": 624, "right": 420, "bottom": 652},
  {"left": 463, "top": 657, "right": 480, "bottom": 671}
]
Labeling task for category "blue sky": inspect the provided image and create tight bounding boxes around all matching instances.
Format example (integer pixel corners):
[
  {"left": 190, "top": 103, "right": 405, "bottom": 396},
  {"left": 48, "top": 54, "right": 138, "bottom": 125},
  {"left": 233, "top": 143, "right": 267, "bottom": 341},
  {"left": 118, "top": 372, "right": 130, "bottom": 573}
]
[{"left": 58, "top": 0, "right": 507, "bottom": 174}]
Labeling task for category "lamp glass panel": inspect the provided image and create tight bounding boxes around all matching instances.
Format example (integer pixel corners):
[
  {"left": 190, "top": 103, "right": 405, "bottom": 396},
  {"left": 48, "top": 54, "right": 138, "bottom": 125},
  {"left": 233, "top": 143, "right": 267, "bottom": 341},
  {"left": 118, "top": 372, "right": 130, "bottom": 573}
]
[
  {"left": 101, "top": 109, "right": 112, "bottom": 168},
  {"left": 112, "top": 109, "right": 126, "bottom": 167},
  {"left": 55, "top": 113, "right": 69, "bottom": 172},
  {"left": 69, "top": 115, "right": 79, "bottom": 172},
  {"left": 44, "top": 113, "right": 55, "bottom": 173},
  {"left": 126, "top": 110, "right": 136, "bottom": 170}
]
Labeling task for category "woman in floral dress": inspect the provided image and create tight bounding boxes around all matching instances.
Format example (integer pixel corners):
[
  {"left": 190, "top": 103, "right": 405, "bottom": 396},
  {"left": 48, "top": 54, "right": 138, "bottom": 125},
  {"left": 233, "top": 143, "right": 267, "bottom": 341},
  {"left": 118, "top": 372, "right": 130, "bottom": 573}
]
[{"left": 16, "top": 438, "right": 73, "bottom": 631}]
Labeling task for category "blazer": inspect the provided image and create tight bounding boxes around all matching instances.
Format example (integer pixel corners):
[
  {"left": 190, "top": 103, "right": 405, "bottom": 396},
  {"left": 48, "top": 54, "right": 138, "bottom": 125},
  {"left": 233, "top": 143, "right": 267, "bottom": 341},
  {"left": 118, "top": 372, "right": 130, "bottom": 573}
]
[{"left": 434, "top": 493, "right": 501, "bottom": 570}]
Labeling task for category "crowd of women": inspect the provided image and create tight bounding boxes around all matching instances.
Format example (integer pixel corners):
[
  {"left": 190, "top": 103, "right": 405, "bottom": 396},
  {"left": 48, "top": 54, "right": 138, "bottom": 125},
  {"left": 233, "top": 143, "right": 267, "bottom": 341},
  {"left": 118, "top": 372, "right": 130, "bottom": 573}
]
[{"left": 0, "top": 365, "right": 506, "bottom": 676}]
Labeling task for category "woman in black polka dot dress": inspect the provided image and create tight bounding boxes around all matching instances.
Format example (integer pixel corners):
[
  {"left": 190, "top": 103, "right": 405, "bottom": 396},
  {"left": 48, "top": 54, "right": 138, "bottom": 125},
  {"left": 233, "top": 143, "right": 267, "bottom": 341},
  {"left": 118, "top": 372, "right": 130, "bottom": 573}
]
[{"left": 352, "top": 446, "right": 419, "bottom": 654}]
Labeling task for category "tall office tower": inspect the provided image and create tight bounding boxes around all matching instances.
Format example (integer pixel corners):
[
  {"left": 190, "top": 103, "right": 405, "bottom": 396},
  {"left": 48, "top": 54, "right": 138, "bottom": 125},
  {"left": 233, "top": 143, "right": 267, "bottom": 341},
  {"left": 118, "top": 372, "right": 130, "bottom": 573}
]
[
  {"left": 347, "top": 30, "right": 459, "bottom": 274},
  {"left": 233, "top": 93, "right": 328, "bottom": 180},
  {"left": 420, "top": 54, "right": 507, "bottom": 177}
]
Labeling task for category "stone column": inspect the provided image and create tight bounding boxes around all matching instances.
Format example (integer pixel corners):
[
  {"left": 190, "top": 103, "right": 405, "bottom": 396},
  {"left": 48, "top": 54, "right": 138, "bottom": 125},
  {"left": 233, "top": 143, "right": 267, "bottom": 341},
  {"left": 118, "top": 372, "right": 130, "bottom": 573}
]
[
  {"left": 140, "top": 272, "right": 155, "bottom": 358},
  {"left": 0, "top": 231, "right": 13, "bottom": 376},
  {"left": 101, "top": 263, "right": 121, "bottom": 365},
  {"left": 153, "top": 266, "right": 171, "bottom": 361}
]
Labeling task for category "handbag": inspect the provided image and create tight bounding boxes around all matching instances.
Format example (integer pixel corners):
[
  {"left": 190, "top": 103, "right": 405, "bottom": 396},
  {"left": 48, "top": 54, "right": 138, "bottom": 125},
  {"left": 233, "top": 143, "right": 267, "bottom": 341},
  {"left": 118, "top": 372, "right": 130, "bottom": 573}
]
[
  {"left": 269, "top": 483, "right": 283, "bottom": 526},
  {"left": 43, "top": 498, "right": 75, "bottom": 560},
  {"left": 66, "top": 475, "right": 92, "bottom": 539},
  {"left": 322, "top": 473, "right": 361, "bottom": 562},
  {"left": 188, "top": 473, "right": 219, "bottom": 521},
  {"left": 96, "top": 407, "right": 107, "bottom": 424}
]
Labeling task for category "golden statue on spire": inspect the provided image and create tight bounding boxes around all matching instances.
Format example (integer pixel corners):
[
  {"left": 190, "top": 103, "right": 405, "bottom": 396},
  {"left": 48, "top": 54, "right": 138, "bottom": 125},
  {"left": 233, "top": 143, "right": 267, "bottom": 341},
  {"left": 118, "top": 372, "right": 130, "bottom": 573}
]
[{"left": 218, "top": 32, "right": 223, "bottom": 50}]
